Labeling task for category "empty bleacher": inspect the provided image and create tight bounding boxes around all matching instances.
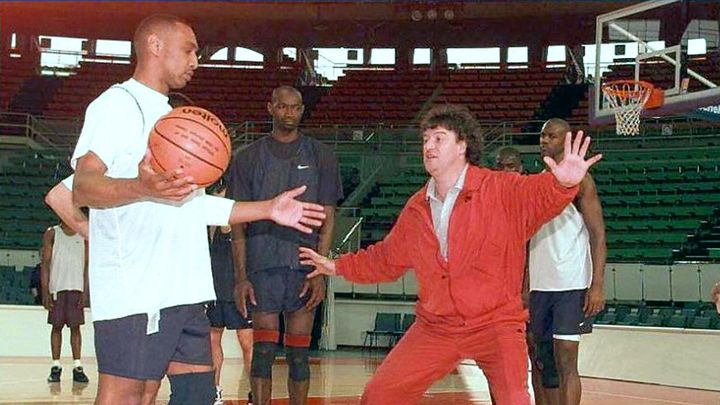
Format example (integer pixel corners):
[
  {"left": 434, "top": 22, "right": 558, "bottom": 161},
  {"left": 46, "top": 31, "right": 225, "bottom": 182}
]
[
  {"left": 0, "top": 56, "right": 38, "bottom": 111},
  {"left": 0, "top": 148, "right": 69, "bottom": 250},
  {"left": 435, "top": 67, "right": 565, "bottom": 122},
  {"left": 42, "top": 61, "right": 300, "bottom": 124},
  {"left": 308, "top": 67, "right": 566, "bottom": 125},
  {"left": 308, "top": 69, "right": 443, "bottom": 125}
]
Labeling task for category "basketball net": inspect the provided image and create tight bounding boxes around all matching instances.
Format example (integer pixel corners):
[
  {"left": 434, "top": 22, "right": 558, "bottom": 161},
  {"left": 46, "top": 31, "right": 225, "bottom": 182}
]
[{"left": 601, "top": 80, "right": 654, "bottom": 136}]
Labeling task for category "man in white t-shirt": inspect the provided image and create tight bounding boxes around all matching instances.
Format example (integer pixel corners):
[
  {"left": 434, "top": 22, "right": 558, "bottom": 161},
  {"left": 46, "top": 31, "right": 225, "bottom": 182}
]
[
  {"left": 47, "top": 15, "right": 325, "bottom": 405},
  {"left": 528, "top": 118, "right": 607, "bottom": 405}
]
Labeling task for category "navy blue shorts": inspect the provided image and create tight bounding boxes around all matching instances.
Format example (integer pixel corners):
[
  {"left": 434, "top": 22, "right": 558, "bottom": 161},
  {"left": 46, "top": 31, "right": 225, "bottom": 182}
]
[
  {"left": 529, "top": 289, "right": 593, "bottom": 341},
  {"left": 248, "top": 267, "right": 311, "bottom": 313},
  {"left": 206, "top": 300, "right": 253, "bottom": 329},
  {"left": 94, "top": 304, "right": 212, "bottom": 380}
]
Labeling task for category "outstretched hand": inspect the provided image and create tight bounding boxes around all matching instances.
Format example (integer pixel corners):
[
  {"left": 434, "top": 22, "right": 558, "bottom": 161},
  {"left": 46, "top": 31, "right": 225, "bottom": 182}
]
[
  {"left": 299, "top": 247, "right": 337, "bottom": 278},
  {"left": 269, "top": 186, "right": 326, "bottom": 233},
  {"left": 544, "top": 131, "right": 602, "bottom": 187}
]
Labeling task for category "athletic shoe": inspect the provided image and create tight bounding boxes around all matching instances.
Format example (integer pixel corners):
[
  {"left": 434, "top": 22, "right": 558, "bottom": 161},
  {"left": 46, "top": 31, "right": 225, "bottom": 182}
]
[
  {"left": 213, "top": 386, "right": 224, "bottom": 405},
  {"left": 72, "top": 367, "right": 89, "bottom": 383},
  {"left": 47, "top": 366, "right": 62, "bottom": 383}
]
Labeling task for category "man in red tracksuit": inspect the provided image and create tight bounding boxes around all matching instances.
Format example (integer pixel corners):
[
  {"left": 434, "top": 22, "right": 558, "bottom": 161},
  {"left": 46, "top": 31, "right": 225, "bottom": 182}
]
[{"left": 300, "top": 104, "right": 602, "bottom": 405}]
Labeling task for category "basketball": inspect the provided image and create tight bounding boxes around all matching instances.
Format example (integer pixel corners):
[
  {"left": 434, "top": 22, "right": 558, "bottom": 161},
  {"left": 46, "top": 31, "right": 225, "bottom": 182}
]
[{"left": 148, "top": 106, "right": 231, "bottom": 187}]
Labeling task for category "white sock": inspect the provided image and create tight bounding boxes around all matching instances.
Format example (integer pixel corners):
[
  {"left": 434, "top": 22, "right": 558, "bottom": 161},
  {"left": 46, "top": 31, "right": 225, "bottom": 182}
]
[
  {"left": 52, "top": 360, "right": 61, "bottom": 368},
  {"left": 73, "top": 359, "right": 82, "bottom": 368}
]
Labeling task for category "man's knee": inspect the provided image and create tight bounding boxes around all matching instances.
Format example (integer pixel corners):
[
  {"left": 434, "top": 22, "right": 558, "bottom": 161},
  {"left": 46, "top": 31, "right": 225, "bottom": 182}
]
[
  {"left": 535, "top": 340, "right": 559, "bottom": 389},
  {"left": 285, "top": 333, "right": 311, "bottom": 382},
  {"left": 251, "top": 329, "right": 280, "bottom": 379},
  {"left": 167, "top": 371, "right": 214, "bottom": 405},
  {"left": 554, "top": 340, "right": 579, "bottom": 378}
]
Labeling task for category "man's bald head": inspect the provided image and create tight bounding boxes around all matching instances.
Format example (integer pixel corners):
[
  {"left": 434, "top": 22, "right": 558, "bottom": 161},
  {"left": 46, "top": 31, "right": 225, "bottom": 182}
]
[
  {"left": 133, "top": 14, "right": 191, "bottom": 60},
  {"left": 271, "top": 86, "right": 303, "bottom": 104},
  {"left": 541, "top": 118, "right": 571, "bottom": 137}
]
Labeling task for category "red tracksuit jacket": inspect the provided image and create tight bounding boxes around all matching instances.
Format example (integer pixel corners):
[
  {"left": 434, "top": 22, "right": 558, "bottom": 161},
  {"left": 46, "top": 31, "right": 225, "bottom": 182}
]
[{"left": 336, "top": 165, "right": 578, "bottom": 330}]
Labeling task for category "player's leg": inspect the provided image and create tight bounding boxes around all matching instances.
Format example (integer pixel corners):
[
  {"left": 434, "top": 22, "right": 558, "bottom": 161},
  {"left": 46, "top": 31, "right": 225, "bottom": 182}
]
[
  {"left": 165, "top": 304, "right": 216, "bottom": 405},
  {"left": 284, "top": 307, "right": 314, "bottom": 405},
  {"left": 360, "top": 321, "right": 462, "bottom": 405},
  {"left": 67, "top": 291, "right": 88, "bottom": 382},
  {"left": 209, "top": 326, "right": 224, "bottom": 400},
  {"left": 236, "top": 328, "right": 253, "bottom": 375},
  {"left": 282, "top": 268, "right": 324, "bottom": 405},
  {"left": 250, "top": 311, "right": 280, "bottom": 405},
  {"left": 551, "top": 290, "right": 589, "bottom": 405},
  {"left": 529, "top": 291, "right": 561, "bottom": 405},
  {"left": 224, "top": 299, "right": 254, "bottom": 403},
  {"left": 470, "top": 321, "right": 531, "bottom": 405},
  {"left": 248, "top": 268, "right": 287, "bottom": 405},
  {"left": 554, "top": 338, "right": 580, "bottom": 405},
  {"left": 47, "top": 291, "right": 65, "bottom": 382},
  {"left": 207, "top": 300, "right": 227, "bottom": 402}
]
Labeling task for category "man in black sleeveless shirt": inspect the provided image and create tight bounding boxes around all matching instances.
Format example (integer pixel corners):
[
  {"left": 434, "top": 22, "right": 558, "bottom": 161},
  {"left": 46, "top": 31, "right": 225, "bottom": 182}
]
[{"left": 227, "top": 86, "right": 343, "bottom": 404}]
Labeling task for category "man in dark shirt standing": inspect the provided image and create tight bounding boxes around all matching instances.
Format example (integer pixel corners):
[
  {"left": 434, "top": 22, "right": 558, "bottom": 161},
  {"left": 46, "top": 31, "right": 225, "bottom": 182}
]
[{"left": 227, "top": 86, "right": 343, "bottom": 405}]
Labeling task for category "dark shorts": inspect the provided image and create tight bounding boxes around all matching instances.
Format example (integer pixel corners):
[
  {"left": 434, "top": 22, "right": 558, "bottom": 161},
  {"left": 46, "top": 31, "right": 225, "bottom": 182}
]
[
  {"left": 206, "top": 300, "right": 253, "bottom": 330},
  {"left": 47, "top": 290, "right": 85, "bottom": 328},
  {"left": 248, "top": 267, "right": 310, "bottom": 313},
  {"left": 94, "top": 304, "right": 212, "bottom": 380},
  {"left": 529, "top": 289, "right": 593, "bottom": 341}
]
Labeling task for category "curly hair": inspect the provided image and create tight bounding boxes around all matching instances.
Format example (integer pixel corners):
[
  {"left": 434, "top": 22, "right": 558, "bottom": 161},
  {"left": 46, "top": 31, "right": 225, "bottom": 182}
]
[{"left": 419, "top": 104, "right": 484, "bottom": 166}]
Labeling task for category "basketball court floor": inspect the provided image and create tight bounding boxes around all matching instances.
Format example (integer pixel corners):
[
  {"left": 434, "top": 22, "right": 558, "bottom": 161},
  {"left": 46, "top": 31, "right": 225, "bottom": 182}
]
[{"left": 2, "top": 352, "right": 719, "bottom": 404}]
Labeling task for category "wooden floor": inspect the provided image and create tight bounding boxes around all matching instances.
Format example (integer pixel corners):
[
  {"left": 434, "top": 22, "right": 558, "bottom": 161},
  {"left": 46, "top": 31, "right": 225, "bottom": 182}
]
[{"left": 2, "top": 353, "right": 719, "bottom": 404}]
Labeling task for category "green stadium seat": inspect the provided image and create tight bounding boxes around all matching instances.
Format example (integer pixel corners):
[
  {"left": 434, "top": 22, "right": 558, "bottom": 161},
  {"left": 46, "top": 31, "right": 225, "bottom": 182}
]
[
  {"left": 665, "top": 314, "right": 687, "bottom": 328},
  {"left": 689, "top": 316, "right": 711, "bottom": 329}
]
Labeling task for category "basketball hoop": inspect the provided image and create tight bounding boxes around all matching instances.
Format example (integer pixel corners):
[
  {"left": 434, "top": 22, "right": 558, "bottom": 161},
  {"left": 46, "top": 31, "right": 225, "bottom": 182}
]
[{"left": 601, "top": 80, "right": 659, "bottom": 136}]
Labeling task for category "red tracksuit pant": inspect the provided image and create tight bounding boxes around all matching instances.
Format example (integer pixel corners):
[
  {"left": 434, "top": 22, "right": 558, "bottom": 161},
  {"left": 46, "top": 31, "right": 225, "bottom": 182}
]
[{"left": 361, "top": 319, "right": 530, "bottom": 405}]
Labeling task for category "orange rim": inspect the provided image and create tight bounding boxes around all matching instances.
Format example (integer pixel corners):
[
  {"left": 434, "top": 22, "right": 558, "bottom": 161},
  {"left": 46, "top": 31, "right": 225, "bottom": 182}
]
[{"left": 602, "top": 80, "right": 654, "bottom": 101}]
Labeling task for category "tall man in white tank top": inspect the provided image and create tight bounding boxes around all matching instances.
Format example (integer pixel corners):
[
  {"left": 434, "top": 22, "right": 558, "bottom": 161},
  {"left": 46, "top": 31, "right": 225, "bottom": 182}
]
[
  {"left": 528, "top": 119, "right": 607, "bottom": 405},
  {"left": 40, "top": 221, "right": 89, "bottom": 384}
]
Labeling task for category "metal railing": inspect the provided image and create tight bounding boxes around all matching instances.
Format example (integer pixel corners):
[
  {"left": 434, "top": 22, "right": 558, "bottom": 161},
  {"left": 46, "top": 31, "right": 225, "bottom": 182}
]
[
  {"left": 0, "top": 112, "right": 79, "bottom": 151},
  {"left": 3, "top": 111, "right": 720, "bottom": 156}
]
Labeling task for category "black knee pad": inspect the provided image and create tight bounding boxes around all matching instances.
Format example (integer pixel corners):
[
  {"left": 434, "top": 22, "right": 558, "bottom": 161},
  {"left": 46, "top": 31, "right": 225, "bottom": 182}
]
[
  {"left": 535, "top": 340, "right": 559, "bottom": 388},
  {"left": 168, "top": 371, "right": 214, "bottom": 405},
  {"left": 286, "top": 346, "right": 310, "bottom": 382},
  {"left": 251, "top": 341, "right": 277, "bottom": 379}
]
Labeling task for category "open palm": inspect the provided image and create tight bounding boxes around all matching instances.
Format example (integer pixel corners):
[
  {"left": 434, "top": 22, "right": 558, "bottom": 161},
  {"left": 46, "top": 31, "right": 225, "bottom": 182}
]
[
  {"left": 544, "top": 130, "right": 602, "bottom": 187},
  {"left": 269, "top": 186, "right": 326, "bottom": 233}
]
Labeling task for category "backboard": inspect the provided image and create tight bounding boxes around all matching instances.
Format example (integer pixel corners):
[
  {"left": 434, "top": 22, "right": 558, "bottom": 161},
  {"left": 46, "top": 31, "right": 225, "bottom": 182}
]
[{"left": 590, "top": 0, "right": 720, "bottom": 126}]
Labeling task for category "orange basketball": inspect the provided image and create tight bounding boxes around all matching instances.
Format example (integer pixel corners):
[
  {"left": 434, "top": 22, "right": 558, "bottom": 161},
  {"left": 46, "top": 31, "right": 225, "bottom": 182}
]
[{"left": 148, "top": 106, "right": 231, "bottom": 187}]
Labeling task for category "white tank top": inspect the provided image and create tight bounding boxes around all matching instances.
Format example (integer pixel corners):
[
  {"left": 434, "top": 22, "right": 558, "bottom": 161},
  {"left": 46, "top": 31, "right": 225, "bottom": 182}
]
[
  {"left": 49, "top": 225, "right": 85, "bottom": 295},
  {"left": 529, "top": 203, "right": 592, "bottom": 291}
]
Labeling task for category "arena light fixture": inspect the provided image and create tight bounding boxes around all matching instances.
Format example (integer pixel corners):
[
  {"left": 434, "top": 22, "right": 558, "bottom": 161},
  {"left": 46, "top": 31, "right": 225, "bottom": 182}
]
[{"left": 410, "top": 9, "right": 423, "bottom": 22}]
